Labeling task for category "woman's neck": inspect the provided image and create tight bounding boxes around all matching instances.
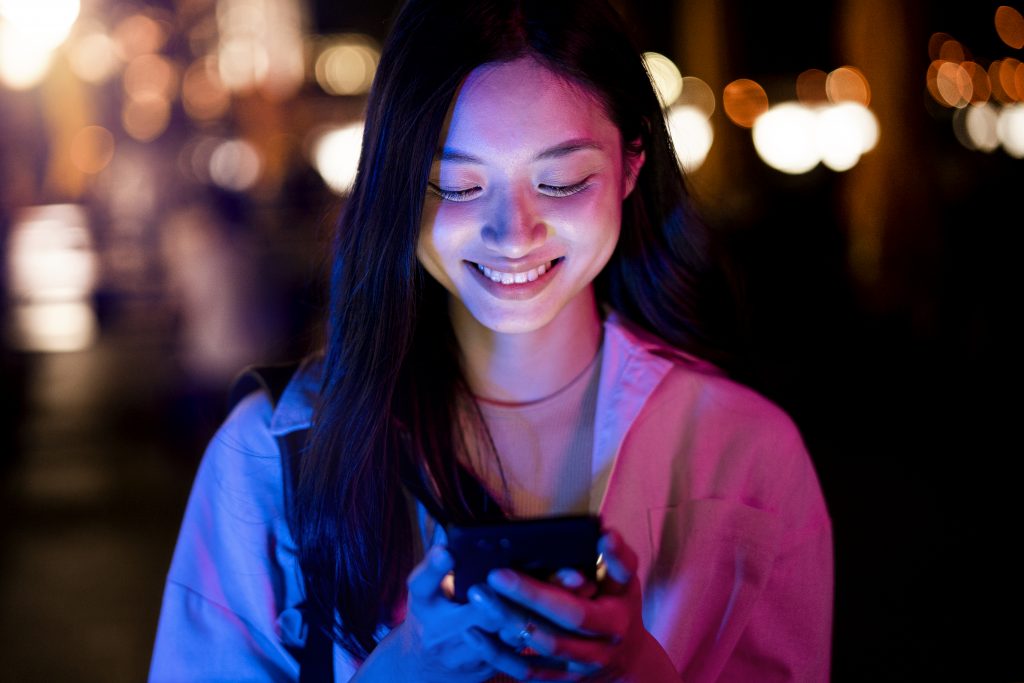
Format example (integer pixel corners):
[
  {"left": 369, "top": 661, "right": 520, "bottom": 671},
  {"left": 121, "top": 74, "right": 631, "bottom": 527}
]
[{"left": 451, "top": 288, "right": 603, "bottom": 404}]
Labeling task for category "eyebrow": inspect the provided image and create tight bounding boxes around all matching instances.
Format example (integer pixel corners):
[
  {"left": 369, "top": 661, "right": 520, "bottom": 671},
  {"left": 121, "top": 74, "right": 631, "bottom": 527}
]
[{"left": 436, "top": 138, "right": 604, "bottom": 164}]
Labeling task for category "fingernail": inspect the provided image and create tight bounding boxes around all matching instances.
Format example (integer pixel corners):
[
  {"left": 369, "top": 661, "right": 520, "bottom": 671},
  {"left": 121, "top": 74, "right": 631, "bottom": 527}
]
[
  {"left": 488, "top": 568, "right": 517, "bottom": 590},
  {"left": 555, "top": 568, "right": 584, "bottom": 588}
]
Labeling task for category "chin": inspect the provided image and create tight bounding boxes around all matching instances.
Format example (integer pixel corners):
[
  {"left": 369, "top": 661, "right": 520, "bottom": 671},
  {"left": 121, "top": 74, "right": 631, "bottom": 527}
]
[{"left": 466, "top": 304, "right": 560, "bottom": 336}]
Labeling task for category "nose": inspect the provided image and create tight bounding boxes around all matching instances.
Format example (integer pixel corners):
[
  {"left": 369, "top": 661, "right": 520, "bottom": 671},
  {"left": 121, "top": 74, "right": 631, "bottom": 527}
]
[{"left": 480, "top": 185, "right": 547, "bottom": 258}]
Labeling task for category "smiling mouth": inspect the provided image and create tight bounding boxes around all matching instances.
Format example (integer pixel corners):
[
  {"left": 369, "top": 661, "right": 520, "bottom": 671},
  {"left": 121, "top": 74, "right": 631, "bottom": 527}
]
[{"left": 470, "top": 257, "right": 564, "bottom": 285}]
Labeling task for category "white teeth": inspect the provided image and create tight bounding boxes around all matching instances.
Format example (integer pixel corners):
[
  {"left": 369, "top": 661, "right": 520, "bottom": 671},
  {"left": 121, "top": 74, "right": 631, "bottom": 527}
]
[{"left": 475, "top": 260, "right": 557, "bottom": 285}]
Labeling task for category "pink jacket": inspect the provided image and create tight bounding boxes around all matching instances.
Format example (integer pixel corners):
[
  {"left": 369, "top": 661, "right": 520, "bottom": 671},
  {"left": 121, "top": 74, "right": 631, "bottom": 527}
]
[{"left": 150, "top": 312, "right": 833, "bottom": 681}]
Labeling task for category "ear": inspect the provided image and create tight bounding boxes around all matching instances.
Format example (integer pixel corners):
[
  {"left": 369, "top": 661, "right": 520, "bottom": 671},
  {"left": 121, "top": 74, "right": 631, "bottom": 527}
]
[{"left": 622, "top": 140, "right": 646, "bottom": 199}]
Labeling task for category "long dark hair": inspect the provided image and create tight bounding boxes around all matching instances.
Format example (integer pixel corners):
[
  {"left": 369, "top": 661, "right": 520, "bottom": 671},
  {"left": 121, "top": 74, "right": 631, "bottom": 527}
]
[{"left": 298, "top": 0, "right": 721, "bottom": 660}]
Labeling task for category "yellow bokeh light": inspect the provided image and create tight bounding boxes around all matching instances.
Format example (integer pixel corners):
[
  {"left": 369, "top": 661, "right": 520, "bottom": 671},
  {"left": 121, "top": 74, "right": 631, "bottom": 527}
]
[
  {"left": 722, "top": 79, "right": 768, "bottom": 128},
  {"left": 995, "top": 5, "right": 1024, "bottom": 50},
  {"left": 122, "top": 93, "right": 171, "bottom": 142},
  {"left": 311, "top": 123, "right": 365, "bottom": 195},
  {"left": 643, "top": 52, "right": 683, "bottom": 107},
  {"left": 69, "top": 126, "right": 115, "bottom": 174},
  {"left": 0, "top": 0, "right": 80, "bottom": 48},
  {"left": 0, "top": 23, "right": 53, "bottom": 89},
  {"left": 826, "top": 66, "right": 870, "bottom": 106},
  {"left": 315, "top": 39, "right": 380, "bottom": 96}
]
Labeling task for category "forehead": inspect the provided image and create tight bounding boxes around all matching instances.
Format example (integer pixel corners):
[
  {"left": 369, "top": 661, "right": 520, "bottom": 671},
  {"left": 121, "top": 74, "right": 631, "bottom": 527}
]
[{"left": 439, "top": 56, "right": 621, "bottom": 160}]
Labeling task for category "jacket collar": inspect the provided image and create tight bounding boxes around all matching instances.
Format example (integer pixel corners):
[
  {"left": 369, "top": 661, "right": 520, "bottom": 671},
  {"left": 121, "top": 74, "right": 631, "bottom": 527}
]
[{"left": 267, "top": 312, "right": 718, "bottom": 443}]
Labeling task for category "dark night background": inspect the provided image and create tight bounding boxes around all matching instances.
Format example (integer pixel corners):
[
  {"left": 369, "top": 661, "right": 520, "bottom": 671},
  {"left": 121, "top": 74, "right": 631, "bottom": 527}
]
[{"left": 0, "top": 0, "right": 1021, "bottom": 680}]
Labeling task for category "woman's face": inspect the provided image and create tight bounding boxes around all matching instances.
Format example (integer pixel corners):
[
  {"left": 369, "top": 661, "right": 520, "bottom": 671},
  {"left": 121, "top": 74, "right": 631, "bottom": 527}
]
[{"left": 417, "top": 56, "right": 644, "bottom": 336}]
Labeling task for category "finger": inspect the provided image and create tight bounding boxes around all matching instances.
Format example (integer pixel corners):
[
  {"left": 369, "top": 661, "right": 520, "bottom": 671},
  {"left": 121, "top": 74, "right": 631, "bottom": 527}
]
[
  {"left": 463, "top": 628, "right": 537, "bottom": 681},
  {"left": 597, "top": 531, "right": 637, "bottom": 587},
  {"left": 488, "top": 569, "right": 623, "bottom": 637},
  {"left": 525, "top": 628, "right": 616, "bottom": 673},
  {"left": 407, "top": 545, "right": 454, "bottom": 602}
]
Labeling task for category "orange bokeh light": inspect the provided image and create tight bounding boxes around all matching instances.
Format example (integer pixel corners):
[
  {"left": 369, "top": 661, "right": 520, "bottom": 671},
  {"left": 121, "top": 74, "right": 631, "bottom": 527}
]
[
  {"left": 938, "top": 39, "right": 965, "bottom": 63},
  {"left": 70, "top": 126, "right": 116, "bottom": 175},
  {"left": 112, "top": 14, "right": 166, "bottom": 61},
  {"left": 182, "top": 57, "right": 230, "bottom": 121},
  {"left": 796, "top": 69, "right": 828, "bottom": 104},
  {"left": 989, "top": 61, "right": 1011, "bottom": 102},
  {"left": 722, "top": 79, "right": 769, "bottom": 128},
  {"left": 928, "top": 33, "right": 953, "bottom": 61},
  {"left": 999, "top": 58, "right": 1022, "bottom": 101},
  {"left": 928, "top": 60, "right": 972, "bottom": 108},
  {"left": 961, "top": 62, "right": 991, "bottom": 104},
  {"left": 826, "top": 66, "right": 870, "bottom": 106},
  {"left": 995, "top": 5, "right": 1024, "bottom": 50}
]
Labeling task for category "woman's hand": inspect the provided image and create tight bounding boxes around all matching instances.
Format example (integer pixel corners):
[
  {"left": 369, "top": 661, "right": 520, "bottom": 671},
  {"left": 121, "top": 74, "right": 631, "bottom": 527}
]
[
  {"left": 358, "top": 545, "right": 581, "bottom": 682},
  {"left": 484, "top": 530, "right": 679, "bottom": 682}
]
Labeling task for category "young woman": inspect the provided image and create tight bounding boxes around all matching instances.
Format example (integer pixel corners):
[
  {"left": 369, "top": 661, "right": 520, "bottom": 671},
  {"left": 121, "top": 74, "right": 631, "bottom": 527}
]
[{"left": 150, "top": 1, "right": 833, "bottom": 681}]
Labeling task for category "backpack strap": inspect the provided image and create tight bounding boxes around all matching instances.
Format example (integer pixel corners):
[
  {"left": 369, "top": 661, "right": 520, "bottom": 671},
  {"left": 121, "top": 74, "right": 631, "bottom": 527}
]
[{"left": 228, "top": 363, "right": 334, "bottom": 683}]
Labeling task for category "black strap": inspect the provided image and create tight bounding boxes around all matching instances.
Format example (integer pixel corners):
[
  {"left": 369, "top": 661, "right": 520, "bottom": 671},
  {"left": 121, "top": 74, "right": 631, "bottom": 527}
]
[{"left": 228, "top": 363, "right": 334, "bottom": 682}]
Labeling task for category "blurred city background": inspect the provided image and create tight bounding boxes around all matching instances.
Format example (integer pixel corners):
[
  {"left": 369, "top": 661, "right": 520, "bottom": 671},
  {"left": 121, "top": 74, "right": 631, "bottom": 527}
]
[{"left": 0, "top": 0, "right": 1021, "bottom": 680}]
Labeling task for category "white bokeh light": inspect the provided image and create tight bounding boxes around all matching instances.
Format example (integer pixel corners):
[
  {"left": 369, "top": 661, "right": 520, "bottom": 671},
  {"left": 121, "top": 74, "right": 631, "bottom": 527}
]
[
  {"left": 965, "top": 103, "right": 1000, "bottom": 152},
  {"left": 996, "top": 103, "right": 1024, "bottom": 158},
  {"left": 209, "top": 139, "right": 262, "bottom": 191},
  {"left": 311, "top": 123, "right": 365, "bottom": 194},
  {"left": 752, "top": 103, "right": 821, "bottom": 174},
  {"left": 666, "top": 105, "right": 713, "bottom": 172},
  {"left": 643, "top": 52, "right": 683, "bottom": 107},
  {"left": 816, "top": 103, "right": 878, "bottom": 171},
  {"left": 0, "top": 0, "right": 80, "bottom": 48}
]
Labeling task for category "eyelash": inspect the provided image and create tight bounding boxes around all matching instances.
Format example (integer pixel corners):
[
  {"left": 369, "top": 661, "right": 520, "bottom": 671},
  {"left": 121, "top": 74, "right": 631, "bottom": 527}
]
[{"left": 428, "top": 180, "right": 590, "bottom": 202}]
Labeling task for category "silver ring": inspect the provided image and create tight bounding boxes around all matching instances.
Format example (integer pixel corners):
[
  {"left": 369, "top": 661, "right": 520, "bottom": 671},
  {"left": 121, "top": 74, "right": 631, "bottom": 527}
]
[{"left": 516, "top": 621, "right": 536, "bottom": 648}]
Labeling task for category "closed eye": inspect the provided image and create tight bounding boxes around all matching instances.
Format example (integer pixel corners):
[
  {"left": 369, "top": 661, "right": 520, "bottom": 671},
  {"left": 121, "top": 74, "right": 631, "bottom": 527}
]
[
  {"left": 539, "top": 180, "right": 591, "bottom": 197},
  {"left": 428, "top": 183, "right": 481, "bottom": 202}
]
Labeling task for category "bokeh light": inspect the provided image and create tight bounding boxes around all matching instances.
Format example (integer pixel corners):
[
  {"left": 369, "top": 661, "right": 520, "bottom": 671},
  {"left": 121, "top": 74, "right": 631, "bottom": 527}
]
[
  {"left": 962, "top": 62, "right": 991, "bottom": 104},
  {"left": 929, "top": 60, "right": 972, "bottom": 108},
  {"left": 0, "top": 0, "right": 80, "bottom": 48},
  {"left": 796, "top": 69, "right": 828, "bottom": 104},
  {"left": 314, "top": 35, "right": 380, "bottom": 96},
  {"left": 752, "top": 103, "right": 821, "bottom": 174},
  {"left": 643, "top": 51, "right": 683, "bottom": 107},
  {"left": 752, "top": 101, "right": 878, "bottom": 174},
  {"left": 111, "top": 12, "right": 166, "bottom": 60},
  {"left": 311, "top": 123, "right": 364, "bottom": 195},
  {"left": 676, "top": 77, "right": 715, "bottom": 119},
  {"left": 928, "top": 33, "right": 954, "bottom": 61},
  {"left": 218, "top": 38, "right": 269, "bottom": 92},
  {"left": 723, "top": 78, "right": 768, "bottom": 128},
  {"left": 826, "top": 66, "right": 871, "bottom": 106},
  {"left": 182, "top": 56, "right": 231, "bottom": 121},
  {"left": 960, "top": 103, "right": 1000, "bottom": 152},
  {"left": 938, "top": 39, "right": 965, "bottom": 63},
  {"left": 998, "top": 58, "right": 1021, "bottom": 101},
  {"left": 666, "top": 105, "right": 713, "bottom": 172},
  {"left": 124, "top": 54, "right": 179, "bottom": 102},
  {"left": 68, "top": 22, "right": 120, "bottom": 84},
  {"left": 209, "top": 139, "right": 262, "bottom": 191},
  {"left": 996, "top": 102, "right": 1024, "bottom": 157},
  {"left": 70, "top": 126, "right": 116, "bottom": 174},
  {"left": 122, "top": 93, "right": 171, "bottom": 142},
  {"left": 0, "top": 0, "right": 81, "bottom": 89},
  {"left": 995, "top": 5, "right": 1024, "bottom": 50}
]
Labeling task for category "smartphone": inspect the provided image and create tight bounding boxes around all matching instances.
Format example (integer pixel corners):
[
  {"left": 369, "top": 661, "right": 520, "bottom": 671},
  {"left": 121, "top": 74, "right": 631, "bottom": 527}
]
[{"left": 446, "top": 514, "right": 601, "bottom": 603}]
